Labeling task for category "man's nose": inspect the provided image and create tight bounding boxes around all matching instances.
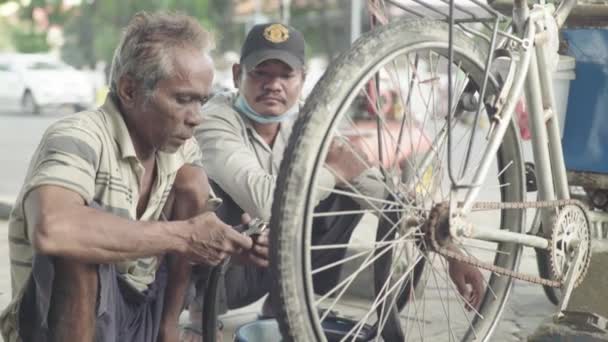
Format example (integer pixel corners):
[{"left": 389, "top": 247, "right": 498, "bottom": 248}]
[
  {"left": 263, "top": 77, "right": 282, "bottom": 92},
  {"left": 186, "top": 108, "right": 203, "bottom": 127}
]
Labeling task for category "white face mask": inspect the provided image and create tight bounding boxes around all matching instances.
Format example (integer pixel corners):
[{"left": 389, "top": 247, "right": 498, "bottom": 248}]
[{"left": 234, "top": 94, "right": 299, "bottom": 124}]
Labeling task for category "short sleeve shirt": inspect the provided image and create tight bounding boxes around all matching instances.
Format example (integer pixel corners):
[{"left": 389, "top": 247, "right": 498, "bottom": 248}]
[{"left": 7, "top": 96, "right": 203, "bottom": 295}]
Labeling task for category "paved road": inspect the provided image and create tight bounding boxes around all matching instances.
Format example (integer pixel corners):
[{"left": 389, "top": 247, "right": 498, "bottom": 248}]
[{"left": 0, "top": 109, "right": 67, "bottom": 200}]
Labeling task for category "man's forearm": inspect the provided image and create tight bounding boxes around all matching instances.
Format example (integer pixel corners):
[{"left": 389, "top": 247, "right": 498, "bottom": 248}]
[{"left": 31, "top": 204, "right": 188, "bottom": 263}]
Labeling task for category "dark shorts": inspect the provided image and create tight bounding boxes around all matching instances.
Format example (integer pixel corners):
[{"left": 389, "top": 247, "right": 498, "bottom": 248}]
[{"left": 17, "top": 254, "right": 168, "bottom": 342}]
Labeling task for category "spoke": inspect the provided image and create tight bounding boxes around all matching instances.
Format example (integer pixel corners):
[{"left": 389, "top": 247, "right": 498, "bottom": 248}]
[
  {"left": 338, "top": 117, "right": 381, "bottom": 165},
  {"left": 372, "top": 239, "right": 418, "bottom": 340},
  {"left": 434, "top": 255, "right": 482, "bottom": 339},
  {"left": 324, "top": 140, "right": 416, "bottom": 216},
  {"left": 388, "top": 54, "right": 418, "bottom": 172},
  {"left": 340, "top": 253, "right": 427, "bottom": 342},
  {"left": 339, "top": 115, "right": 419, "bottom": 210},
  {"left": 496, "top": 159, "right": 514, "bottom": 179},
  {"left": 428, "top": 257, "right": 460, "bottom": 341},
  {"left": 385, "top": 55, "right": 442, "bottom": 208},
  {"left": 408, "top": 252, "right": 436, "bottom": 341},
  {"left": 312, "top": 207, "right": 405, "bottom": 218},
  {"left": 314, "top": 215, "right": 410, "bottom": 308},
  {"left": 317, "top": 185, "right": 405, "bottom": 208},
  {"left": 487, "top": 182, "right": 511, "bottom": 189},
  {"left": 407, "top": 56, "right": 468, "bottom": 196},
  {"left": 310, "top": 238, "right": 421, "bottom": 251},
  {"left": 360, "top": 85, "right": 428, "bottom": 182},
  {"left": 311, "top": 248, "right": 374, "bottom": 276},
  {"left": 325, "top": 167, "right": 397, "bottom": 226},
  {"left": 314, "top": 229, "right": 405, "bottom": 307},
  {"left": 457, "top": 246, "right": 500, "bottom": 301}
]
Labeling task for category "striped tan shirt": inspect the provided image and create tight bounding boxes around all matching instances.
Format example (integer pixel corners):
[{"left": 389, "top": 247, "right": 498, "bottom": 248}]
[{"left": 1, "top": 95, "right": 202, "bottom": 341}]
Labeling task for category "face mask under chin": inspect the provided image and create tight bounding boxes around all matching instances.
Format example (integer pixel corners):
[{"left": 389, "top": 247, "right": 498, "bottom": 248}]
[{"left": 234, "top": 94, "right": 298, "bottom": 124}]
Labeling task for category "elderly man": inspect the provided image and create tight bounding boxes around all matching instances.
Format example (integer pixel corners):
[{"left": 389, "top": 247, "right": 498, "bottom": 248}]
[{"left": 0, "top": 12, "right": 262, "bottom": 342}]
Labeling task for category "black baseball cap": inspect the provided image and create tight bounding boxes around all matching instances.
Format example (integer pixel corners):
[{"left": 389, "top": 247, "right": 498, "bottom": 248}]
[{"left": 240, "top": 23, "right": 305, "bottom": 70}]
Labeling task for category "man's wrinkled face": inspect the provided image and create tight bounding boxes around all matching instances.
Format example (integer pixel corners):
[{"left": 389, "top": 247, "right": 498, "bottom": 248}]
[
  {"left": 234, "top": 59, "right": 305, "bottom": 117},
  {"left": 135, "top": 47, "right": 214, "bottom": 153}
]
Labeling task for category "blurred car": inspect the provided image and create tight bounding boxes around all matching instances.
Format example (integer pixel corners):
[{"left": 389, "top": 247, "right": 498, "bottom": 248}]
[{"left": 0, "top": 53, "right": 95, "bottom": 114}]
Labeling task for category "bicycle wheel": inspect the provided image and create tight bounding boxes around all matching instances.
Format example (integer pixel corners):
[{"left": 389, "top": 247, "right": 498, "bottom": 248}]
[{"left": 270, "top": 19, "right": 525, "bottom": 342}]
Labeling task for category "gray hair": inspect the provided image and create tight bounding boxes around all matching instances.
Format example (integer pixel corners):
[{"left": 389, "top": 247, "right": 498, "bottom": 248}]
[{"left": 109, "top": 11, "right": 214, "bottom": 97}]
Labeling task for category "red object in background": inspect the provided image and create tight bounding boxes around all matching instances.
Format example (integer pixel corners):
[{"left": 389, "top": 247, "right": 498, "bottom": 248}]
[
  {"left": 343, "top": 118, "right": 431, "bottom": 169},
  {"left": 515, "top": 98, "right": 531, "bottom": 140},
  {"left": 365, "top": 81, "right": 395, "bottom": 117}
]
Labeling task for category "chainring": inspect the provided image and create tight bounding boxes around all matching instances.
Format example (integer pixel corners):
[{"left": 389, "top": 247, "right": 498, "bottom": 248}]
[{"left": 550, "top": 204, "right": 592, "bottom": 288}]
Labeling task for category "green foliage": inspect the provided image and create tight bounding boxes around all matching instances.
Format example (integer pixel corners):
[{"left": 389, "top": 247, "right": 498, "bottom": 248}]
[
  {"left": 61, "top": 0, "right": 222, "bottom": 68},
  {"left": 0, "top": 19, "right": 12, "bottom": 50},
  {"left": 11, "top": 27, "right": 50, "bottom": 53},
  {"left": 5, "top": 0, "right": 358, "bottom": 68}
]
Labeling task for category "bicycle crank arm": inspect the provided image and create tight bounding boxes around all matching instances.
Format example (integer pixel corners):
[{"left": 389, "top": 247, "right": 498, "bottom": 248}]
[{"left": 556, "top": 244, "right": 584, "bottom": 319}]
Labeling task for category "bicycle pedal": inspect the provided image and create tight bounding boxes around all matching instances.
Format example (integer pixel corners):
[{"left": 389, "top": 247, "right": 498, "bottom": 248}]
[{"left": 556, "top": 310, "right": 608, "bottom": 334}]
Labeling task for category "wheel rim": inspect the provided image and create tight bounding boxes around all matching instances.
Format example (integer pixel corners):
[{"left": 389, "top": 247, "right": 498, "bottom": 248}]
[{"left": 292, "top": 43, "right": 524, "bottom": 341}]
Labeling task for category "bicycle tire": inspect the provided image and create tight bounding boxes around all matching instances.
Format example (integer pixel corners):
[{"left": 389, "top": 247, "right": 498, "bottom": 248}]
[
  {"left": 536, "top": 247, "right": 561, "bottom": 305},
  {"left": 271, "top": 19, "right": 525, "bottom": 342}
]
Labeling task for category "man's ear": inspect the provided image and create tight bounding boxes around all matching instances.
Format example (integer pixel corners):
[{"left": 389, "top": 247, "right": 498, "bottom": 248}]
[
  {"left": 232, "top": 63, "right": 242, "bottom": 89},
  {"left": 117, "top": 75, "right": 138, "bottom": 108}
]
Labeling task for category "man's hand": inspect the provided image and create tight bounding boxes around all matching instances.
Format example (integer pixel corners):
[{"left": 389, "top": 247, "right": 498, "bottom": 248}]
[
  {"left": 180, "top": 211, "right": 254, "bottom": 266},
  {"left": 234, "top": 213, "right": 269, "bottom": 268},
  {"left": 448, "top": 258, "right": 485, "bottom": 312},
  {"left": 325, "top": 138, "right": 370, "bottom": 186},
  {"left": 244, "top": 230, "right": 269, "bottom": 268}
]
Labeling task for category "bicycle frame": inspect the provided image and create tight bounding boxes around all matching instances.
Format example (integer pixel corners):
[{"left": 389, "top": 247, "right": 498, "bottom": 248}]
[{"left": 446, "top": 0, "right": 577, "bottom": 250}]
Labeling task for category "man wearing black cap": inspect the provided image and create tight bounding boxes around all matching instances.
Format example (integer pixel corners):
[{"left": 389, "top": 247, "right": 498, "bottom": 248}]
[
  {"left": 179, "top": 22, "right": 376, "bottom": 340},
  {"left": 184, "top": 22, "right": 485, "bottom": 340}
]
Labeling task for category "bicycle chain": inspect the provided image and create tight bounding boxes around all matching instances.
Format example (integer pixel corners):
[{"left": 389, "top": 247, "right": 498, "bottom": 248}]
[{"left": 427, "top": 198, "right": 589, "bottom": 288}]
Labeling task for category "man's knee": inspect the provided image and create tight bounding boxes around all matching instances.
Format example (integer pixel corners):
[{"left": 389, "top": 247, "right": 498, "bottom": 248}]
[{"left": 169, "top": 165, "right": 210, "bottom": 219}]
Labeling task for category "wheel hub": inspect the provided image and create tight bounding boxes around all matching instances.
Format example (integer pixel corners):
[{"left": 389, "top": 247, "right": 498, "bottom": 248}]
[{"left": 419, "top": 202, "right": 453, "bottom": 250}]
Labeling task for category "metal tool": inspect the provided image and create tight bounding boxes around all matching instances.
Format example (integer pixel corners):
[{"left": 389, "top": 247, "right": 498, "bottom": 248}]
[{"left": 240, "top": 217, "right": 268, "bottom": 237}]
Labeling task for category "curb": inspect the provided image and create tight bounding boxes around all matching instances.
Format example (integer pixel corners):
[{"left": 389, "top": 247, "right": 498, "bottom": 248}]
[
  {"left": 528, "top": 316, "right": 608, "bottom": 342},
  {"left": 0, "top": 197, "right": 14, "bottom": 220}
]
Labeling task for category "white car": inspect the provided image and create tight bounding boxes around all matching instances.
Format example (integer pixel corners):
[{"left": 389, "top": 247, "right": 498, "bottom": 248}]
[{"left": 0, "top": 53, "right": 96, "bottom": 114}]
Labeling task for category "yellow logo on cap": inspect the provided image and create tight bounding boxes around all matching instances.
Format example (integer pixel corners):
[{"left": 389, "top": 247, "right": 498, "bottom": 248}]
[{"left": 264, "top": 24, "right": 289, "bottom": 43}]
